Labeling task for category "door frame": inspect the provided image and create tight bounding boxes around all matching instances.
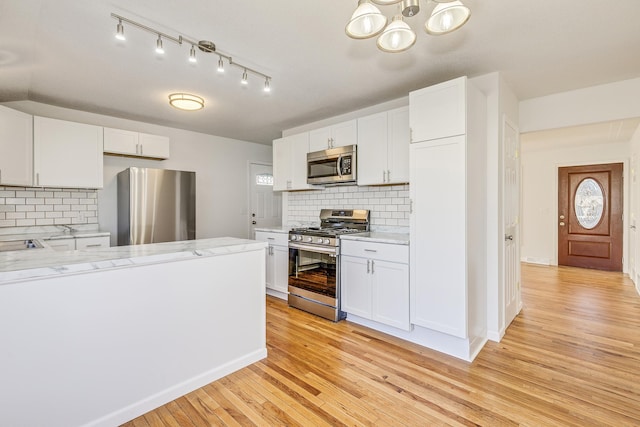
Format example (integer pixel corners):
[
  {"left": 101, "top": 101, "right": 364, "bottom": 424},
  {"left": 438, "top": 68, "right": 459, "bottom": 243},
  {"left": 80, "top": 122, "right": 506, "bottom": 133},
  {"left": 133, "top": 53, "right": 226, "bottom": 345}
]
[{"left": 553, "top": 159, "right": 629, "bottom": 272}]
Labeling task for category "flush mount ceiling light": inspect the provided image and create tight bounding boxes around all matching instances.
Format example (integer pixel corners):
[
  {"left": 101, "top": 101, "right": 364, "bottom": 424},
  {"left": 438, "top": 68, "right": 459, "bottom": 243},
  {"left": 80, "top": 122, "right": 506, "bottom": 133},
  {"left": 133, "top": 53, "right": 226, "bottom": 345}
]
[
  {"left": 346, "top": 0, "right": 471, "bottom": 52},
  {"left": 168, "top": 93, "right": 204, "bottom": 111},
  {"left": 111, "top": 13, "right": 272, "bottom": 93}
]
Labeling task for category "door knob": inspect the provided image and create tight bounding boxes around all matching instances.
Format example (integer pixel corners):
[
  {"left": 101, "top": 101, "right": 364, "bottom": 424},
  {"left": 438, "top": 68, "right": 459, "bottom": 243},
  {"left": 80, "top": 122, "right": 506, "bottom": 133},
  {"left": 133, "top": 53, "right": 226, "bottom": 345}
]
[
  {"left": 559, "top": 222, "right": 565, "bottom": 226},
  {"left": 559, "top": 214, "right": 565, "bottom": 220},
  {"left": 252, "top": 221, "right": 257, "bottom": 225},
  {"left": 505, "top": 235, "right": 513, "bottom": 241}
]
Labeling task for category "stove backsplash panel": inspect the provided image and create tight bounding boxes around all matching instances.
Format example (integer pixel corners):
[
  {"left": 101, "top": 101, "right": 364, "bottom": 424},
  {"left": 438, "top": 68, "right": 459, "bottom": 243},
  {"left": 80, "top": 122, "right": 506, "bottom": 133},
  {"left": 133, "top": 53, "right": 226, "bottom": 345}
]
[{"left": 287, "top": 184, "right": 409, "bottom": 232}]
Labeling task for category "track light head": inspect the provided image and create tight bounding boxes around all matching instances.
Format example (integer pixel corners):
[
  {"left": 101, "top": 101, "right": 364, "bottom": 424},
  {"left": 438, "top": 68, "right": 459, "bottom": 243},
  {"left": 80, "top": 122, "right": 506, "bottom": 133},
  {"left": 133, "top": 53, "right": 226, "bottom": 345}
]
[
  {"left": 264, "top": 78, "right": 271, "bottom": 93},
  {"left": 241, "top": 69, "right": 249, "bottom": 85},
  {"left": 188, "top": 45, "right": 197, "bottom": 63},
  {"left": 115, "top": 19, "right": 125, "bottom": 41},
  {"left": 155, "top": 35, "right": 164, "bottom": 54},
  {"left": 217, "top": 56, "right": 225, "bottom": 73}
]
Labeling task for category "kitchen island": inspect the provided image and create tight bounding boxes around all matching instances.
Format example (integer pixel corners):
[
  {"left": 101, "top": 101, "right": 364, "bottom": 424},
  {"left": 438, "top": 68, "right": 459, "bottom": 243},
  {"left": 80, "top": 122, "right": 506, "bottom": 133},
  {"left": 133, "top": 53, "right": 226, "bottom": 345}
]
[{"left": 0, "top": 237, "right": 267, "bottom": 427}]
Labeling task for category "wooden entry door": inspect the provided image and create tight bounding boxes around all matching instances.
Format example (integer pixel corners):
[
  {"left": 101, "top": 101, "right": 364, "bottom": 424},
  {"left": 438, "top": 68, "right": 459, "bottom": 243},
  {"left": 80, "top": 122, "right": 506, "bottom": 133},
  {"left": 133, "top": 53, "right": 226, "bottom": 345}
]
[{"left": 558, "top": 163, "right": 623, "bottom": 271}]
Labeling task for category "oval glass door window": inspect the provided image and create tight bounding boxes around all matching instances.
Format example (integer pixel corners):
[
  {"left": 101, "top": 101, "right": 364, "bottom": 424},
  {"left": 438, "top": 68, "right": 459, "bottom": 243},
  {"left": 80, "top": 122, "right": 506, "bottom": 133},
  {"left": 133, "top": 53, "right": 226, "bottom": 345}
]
[{"left": 574, "top": 178, "right": 604, "bottom": 229}]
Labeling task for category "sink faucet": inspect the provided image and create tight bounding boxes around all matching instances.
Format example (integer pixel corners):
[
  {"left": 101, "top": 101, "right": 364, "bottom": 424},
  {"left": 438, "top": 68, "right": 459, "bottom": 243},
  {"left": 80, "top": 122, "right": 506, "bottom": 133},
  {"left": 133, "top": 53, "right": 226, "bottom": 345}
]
[{"left": 59, "top": 225, "right": 75, "bottom": 233}]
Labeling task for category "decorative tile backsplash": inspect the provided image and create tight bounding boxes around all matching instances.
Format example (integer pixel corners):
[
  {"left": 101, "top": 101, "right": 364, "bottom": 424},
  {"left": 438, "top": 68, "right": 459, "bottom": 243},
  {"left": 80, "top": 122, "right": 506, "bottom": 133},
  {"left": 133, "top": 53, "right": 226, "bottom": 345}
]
[
  {"left": 287, "top": 184, "right": 410, "bottom": 231},
  {"left": 0, "top": 186, "right": 98, "bottom": 227}
]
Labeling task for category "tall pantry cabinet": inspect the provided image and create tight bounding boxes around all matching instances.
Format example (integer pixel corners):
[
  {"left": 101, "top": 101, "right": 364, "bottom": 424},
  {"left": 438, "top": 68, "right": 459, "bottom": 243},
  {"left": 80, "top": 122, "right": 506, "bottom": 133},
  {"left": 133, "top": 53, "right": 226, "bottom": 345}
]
[{"left": 409, "top": 76, "right": 488, "bottom": 359}]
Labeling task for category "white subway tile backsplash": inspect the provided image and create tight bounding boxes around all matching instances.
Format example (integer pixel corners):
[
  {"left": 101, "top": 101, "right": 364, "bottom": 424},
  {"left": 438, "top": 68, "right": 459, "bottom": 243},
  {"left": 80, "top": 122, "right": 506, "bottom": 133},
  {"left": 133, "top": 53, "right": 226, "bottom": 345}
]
[
  {"left": 0, "top": 186, "right": 98, "bottom": 228},
  {"left": 287, "top": 184, "right": 410, "bottom": 231}
]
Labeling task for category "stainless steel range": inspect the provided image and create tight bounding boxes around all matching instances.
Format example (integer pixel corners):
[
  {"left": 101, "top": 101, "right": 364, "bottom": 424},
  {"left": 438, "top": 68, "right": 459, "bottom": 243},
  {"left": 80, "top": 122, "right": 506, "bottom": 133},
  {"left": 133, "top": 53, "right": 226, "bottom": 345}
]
[{"left": 288, "top": 209, "right": 370, "bottom": 321}]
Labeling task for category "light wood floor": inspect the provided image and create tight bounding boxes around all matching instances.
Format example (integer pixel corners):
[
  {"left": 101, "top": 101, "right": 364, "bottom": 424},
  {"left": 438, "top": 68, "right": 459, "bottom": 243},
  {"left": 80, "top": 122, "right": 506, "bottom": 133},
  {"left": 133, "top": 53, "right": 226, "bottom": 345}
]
[{"left": 123, "top": 264, "right": 640, "bottom": 426}]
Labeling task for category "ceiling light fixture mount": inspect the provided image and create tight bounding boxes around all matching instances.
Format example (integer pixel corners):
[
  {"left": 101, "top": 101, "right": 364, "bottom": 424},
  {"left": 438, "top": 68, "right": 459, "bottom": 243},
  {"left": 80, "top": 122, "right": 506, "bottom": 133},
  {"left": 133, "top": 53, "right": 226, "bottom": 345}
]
[
  {"left": 168, "top": 93, "right": 205, "bottom": 111},
  {"left": 111, "top": 13, "right": 272, "bottom": 92},
  {"left": 346, "top": 0, "right": 471, "bottom": 53}
]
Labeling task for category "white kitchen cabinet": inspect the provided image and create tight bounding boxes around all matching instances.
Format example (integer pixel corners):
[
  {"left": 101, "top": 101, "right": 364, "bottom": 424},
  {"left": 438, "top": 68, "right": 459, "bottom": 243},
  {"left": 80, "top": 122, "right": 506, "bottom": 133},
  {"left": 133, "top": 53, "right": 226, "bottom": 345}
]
[
  {"left": 357, "top": 107, "right": 409, "bottom": 185},
  {"left": 409, "top": 76, "right": 487, "bottom": 341},
  {"left": 309, "top": 119, "right": 357, "bottom": 151},
  {"left": 341, "top": 239, "right": 410, "bottom": 330},
  {"left": 255, "top": 231, "right": 289, "bottom": 299},
  {"left": 273, "top": 133, "right": 318, "bottom": 191},
  {"left": 33, "top": 117, "right": 103, "bottom": 189},
  {"left": 0, "top": 106, "right": 33, "bottom": 186},
  {"left": 103, "top": 127, "right": 170, "bottom": 160},
  {"left": 409, "top": 76, "right": 467, "bottom": 142},
  {"left": 45, "top": 238, "right": 76, "bottom": 251},
  {"left": 75, "top": 236, "right": 110, "bottom": 250}
]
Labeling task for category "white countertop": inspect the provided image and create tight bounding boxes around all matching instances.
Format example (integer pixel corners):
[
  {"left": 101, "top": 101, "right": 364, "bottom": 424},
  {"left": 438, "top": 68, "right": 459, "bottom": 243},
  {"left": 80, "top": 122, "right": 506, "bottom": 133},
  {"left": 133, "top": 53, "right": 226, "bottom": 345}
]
[
  {"left": 340, "top": 232, "right": 410, "bottom": 245},
  {"left": 0, "top": 225, "right": 110, "bottom": 242},
  {"left": 0, "top": 237, "right": 266, "bottom": 284}
]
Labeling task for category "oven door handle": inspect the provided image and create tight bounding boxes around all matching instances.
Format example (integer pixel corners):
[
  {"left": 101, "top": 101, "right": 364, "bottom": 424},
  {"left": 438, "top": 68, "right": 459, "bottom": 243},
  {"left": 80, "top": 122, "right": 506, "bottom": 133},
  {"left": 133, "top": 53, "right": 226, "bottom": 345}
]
[{"left": 289, "top": 242, "right": 337, "bottom": 255}]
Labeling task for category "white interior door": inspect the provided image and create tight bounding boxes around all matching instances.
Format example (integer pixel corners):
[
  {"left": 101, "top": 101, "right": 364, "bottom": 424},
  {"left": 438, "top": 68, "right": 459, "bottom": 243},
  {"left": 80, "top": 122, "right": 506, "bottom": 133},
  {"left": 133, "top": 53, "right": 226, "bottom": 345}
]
[
  {"left": 249, "top": 163, "right": 282, "bottom": 238},
  {"left": 503, "top": 116, "right": 521, "bottom": 326}
]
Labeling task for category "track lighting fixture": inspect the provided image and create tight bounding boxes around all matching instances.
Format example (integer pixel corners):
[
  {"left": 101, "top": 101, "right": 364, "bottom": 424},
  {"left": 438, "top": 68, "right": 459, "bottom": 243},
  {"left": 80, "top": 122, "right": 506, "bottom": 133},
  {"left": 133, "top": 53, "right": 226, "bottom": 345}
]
[
  {"left": 110, "top": 13, "right": 272, "bottom": 94},
  {"left": 155, "top": 35, "right": 164, "bottom": 54},
  {"left": 346, "top": 0, "right": 471, "bottom": 52},
  {"left": 115, "top": 19, "right": 125, "bottom": 41}
]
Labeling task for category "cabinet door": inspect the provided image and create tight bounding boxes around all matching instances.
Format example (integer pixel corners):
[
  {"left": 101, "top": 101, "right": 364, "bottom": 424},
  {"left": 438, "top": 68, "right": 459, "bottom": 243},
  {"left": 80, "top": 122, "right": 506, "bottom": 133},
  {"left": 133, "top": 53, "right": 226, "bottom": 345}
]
[
  {"left": 371, "top": 260, "right": 410, "bottom": 330},
  {"left": 387, "top": 107, "right": 410, "bottom": 184},
  {"left": 75, "top": 236, "right": 110, "bottom": 250},
  {"left": 357, "top": 112, "right": 388, "bottom": 186},
  {"left": 341, "top": 255, "right": 371, "bottom": 319},
  {"left": 0, "top": 106, "right": 33, "bottom": 186},
  {"left": 103, "top": 127, "right": 138, "bottom": 156},
  {"left": 309, "top": 127, "right": 332, "bottom": 152},
  {"left": 289, "top": 133, "right": 313, "bottom": 190},
  {"left": 265, "top": 245, "right": 276, "bottom": 290},
  {"left": 331, "top": 120, "right": 357, "bottom": 148},
  {"left": 272, "top": 137, "right": 291, "bottom": 191},
  {"left": 409, "top": 77, "right": 467, "bottom": 142},
  {"left": 272, "top": 245, "right": 290, "bottom": 294},
  {"left": 410, "top": 136, "right": 467, "bottom": 338},
  {"left": 46, "top": 239, "right": 76, "bottom": 251},
  {"left": 139, "top": 133, "right": 170, "bottom": 159},
  {"left": 33, "top": 117, "right": 104, "bottom": 189}
]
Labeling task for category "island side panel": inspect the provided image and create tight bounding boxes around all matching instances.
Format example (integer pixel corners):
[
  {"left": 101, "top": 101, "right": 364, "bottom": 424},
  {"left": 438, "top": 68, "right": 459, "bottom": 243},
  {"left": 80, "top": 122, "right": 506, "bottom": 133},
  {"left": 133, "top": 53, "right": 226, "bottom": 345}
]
[{"left": 0, "top": 248, "right": 266, "bottom": 427}]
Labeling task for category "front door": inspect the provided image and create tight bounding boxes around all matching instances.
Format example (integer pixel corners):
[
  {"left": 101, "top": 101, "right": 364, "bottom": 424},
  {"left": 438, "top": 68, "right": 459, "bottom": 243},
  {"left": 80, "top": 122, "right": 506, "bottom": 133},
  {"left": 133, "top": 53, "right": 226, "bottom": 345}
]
[
  {"left": 249, "top": 163, "right": 281, "bottom": 239},
  {"left": 558, "top": 163, "right": 623, "bottom": 271}
]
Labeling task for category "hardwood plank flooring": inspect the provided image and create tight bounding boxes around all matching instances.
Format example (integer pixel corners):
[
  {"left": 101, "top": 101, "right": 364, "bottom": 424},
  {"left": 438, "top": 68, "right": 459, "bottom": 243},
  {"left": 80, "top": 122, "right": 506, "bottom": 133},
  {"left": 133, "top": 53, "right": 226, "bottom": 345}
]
[{"left": 122, "top": 264, "right": 640, "bottom": 426}]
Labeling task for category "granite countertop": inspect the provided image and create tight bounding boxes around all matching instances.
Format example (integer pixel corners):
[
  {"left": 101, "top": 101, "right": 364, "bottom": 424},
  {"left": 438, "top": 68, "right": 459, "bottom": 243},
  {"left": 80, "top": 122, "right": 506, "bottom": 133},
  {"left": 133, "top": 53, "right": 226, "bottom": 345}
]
[
  {"left": 254, "top": 226, "right": 291, "bottom": 234},
  {"left": 0, "top": 225, "right": 110, "bottom": 242},
  {"left": 340, "top": 232, "right": 410, "bottom": 245},
  {"left": 0, "top": 237, "right": 266, "bottom": 284}
]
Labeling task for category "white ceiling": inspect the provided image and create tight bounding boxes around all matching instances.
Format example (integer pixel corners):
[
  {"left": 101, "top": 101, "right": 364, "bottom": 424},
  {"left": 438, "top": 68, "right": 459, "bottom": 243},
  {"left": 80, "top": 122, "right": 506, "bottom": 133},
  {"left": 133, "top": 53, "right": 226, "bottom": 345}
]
[
  {"left": 1, "top": 0, "right": 639, "bottom": 145},
  {"left": 522, "top": 118, "right": 640, "bottom": 149}
]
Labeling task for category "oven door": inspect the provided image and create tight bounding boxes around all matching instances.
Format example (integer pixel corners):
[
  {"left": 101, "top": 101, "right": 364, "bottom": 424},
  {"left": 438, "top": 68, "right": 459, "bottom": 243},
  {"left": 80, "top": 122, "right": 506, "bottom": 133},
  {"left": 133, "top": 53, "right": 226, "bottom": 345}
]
[{"left": 288, "top": 243, "right": 338, "bottom": 307}]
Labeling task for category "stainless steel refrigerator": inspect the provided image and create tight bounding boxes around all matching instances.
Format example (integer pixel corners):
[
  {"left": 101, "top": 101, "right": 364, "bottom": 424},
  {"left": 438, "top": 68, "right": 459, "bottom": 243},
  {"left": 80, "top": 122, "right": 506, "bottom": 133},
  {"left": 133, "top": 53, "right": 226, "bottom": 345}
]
[{"left": 117, "top": 167, "right": 196, "bottom": 246}]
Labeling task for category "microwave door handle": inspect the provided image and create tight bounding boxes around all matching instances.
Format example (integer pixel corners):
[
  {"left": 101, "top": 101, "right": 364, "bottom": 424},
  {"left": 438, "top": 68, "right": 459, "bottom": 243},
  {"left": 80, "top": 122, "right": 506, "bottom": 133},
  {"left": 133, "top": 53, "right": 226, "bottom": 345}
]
[{"left": 336, "top": 155, "right": 343, "bottom": 178}]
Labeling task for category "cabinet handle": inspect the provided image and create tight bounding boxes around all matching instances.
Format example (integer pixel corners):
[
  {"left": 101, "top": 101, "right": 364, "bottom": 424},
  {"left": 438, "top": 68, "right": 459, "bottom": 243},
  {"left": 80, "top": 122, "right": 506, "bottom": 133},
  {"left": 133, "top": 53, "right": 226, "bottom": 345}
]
[
  {"left": 382, "top": 170, "right": 386, "bottom": 182},
  {"left": 267, "top": 237, "right": 275, "bottom": 240},
  {"left": 387, "top": 170, "right": 391, "bottom": 182},
  {"left": 366, "top": 259, "right": 371, "bottom": 274},
  {"left": 371, "top": 260, "right": 375, "bottom": 274},
  {"left": 140, "top": 144, "right": 143, "bottom": 155},
  {"left": 364, "top": 249, "right": 377, "bottom": 252},
  {"left": 85, "top": 244, "right": 102, "bottom": 248}
]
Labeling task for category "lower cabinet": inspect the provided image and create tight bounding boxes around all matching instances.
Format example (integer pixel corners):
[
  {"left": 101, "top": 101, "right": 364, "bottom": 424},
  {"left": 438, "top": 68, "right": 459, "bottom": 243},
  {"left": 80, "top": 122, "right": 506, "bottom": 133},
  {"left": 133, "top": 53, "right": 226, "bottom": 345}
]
[
  {"left": 255, "top": 231, "right": 289, "bottom": 299},
  {"left": 341, "top": 239, "right": 410, "bottom": 330},
  {"left": 46, "top": 235, "right": 110, "bottom": 251}
]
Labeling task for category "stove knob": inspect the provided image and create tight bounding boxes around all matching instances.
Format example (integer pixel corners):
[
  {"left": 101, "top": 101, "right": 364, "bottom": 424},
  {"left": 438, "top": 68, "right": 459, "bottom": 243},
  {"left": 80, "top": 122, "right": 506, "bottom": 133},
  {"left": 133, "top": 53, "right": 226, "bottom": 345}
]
[
  {"left": 316, "top": 238, "right": 323, "bottom": 244},
  {"left": 305, "top": 237, "right": 313, "bottom": 243},
  {"left": 323, "top": 238, "right": 330, "bottom": 244}
]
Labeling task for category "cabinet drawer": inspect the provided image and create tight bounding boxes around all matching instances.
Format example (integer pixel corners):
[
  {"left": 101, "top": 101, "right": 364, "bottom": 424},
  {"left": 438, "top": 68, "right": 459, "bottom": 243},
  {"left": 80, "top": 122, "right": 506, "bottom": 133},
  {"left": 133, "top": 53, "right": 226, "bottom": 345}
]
[
  {"left": 46, "top": 238, "right": 76, "bottom": 251},
  {"left": 76, "top": 236, "right": 110, "bottom": 250},
  {"left": 340, "top": 239, "right": 408, "bottom": 264},
  {"left": 255, "top": 231, "right": 289, "bottom": 247}
]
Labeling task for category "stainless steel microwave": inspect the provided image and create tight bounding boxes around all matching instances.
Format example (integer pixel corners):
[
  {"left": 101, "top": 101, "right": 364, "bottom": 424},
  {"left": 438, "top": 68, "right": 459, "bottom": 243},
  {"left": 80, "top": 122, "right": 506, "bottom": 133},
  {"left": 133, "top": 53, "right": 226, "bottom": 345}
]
[{"left": 307, "top": 145, "right": 357, "bottom": 185}]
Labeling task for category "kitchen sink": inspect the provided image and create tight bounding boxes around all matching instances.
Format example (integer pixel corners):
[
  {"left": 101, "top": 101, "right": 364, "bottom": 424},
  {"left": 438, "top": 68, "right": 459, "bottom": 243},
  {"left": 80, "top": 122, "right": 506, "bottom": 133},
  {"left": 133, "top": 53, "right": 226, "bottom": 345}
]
[{"left": 0, "top": 239, "right": 44, "bottom": 252}]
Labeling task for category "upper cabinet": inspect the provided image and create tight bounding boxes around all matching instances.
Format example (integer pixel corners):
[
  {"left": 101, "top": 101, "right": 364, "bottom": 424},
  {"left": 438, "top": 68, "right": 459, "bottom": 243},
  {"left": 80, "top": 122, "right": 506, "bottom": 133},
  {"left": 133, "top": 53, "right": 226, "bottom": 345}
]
[
  {"left": 409, "top": 76, "right": 467, "bottom": 142},
  {"left": 357, "top": 107, "right": 409, "bottom": 185},
  {"left": 103, "top": 127, "right": 170, "bottom": 160},
  {"left": 273, "top": 132, "right": 317, "bottom": 191},
  {"left": 309, "top": 119, "right": 357, "bottom": 152},
  {"left": 33, "top": 117, "right": 104, "bottom": 189},
  {"left": 0, "top": 106, "right": 33, "bottom": 186}
]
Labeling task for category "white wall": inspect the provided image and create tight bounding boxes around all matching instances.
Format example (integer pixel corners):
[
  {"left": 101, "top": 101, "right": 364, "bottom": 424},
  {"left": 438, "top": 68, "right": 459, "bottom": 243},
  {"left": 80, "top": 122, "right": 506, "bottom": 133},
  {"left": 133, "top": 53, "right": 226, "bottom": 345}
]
[
  {"left": 628, "top": 125, "right": 640, "bottom": 293},
  {"left": 520, "top": 77, "right": 640, "bottom": 133},
  {"left": 5, "top": 101, "right": 273, "bottom": 245},
  {"left": 520, "top": 138, "right": 630, "bottom": 267}
]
